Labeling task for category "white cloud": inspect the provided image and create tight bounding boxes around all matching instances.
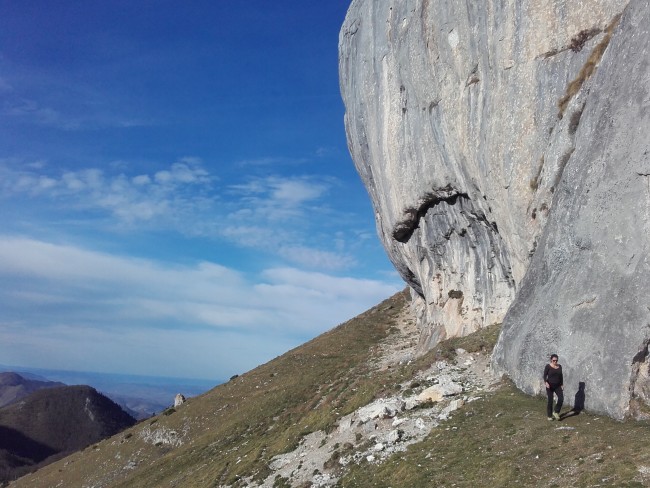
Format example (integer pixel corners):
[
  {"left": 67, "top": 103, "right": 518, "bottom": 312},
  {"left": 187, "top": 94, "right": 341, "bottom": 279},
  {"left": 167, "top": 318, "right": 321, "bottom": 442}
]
[
  {"left": 0, "top": 236, "right": 400, "bottom": 378},
  {"left": 227, "top": 175, "right": 332, "bottom": 225},
  {"left": 0, "top": 159, "right": 214, "bottom": 225},
  {"left": 0, "top": 160, "right": 375, "bottom": 272},
  {"left": 4, "top": 97, "right": 82, "bottom": 130},
  {"left": 277, "top": 245, "right": 355, "bottom": 270},
  {"left": 235, "top": 156, "right": 309, "bottom": 167},
  {"left": 269, "top": 178, "right": 327, "bottom": 204},
  {"left": 154, "top": 161, "right": 209, "bottom": 185},
  {"left": 132, "top": 174, "right": 152, "bottom": 185},
  {"left": 0, "top": 236, "right": 398, "bottom": 332}
]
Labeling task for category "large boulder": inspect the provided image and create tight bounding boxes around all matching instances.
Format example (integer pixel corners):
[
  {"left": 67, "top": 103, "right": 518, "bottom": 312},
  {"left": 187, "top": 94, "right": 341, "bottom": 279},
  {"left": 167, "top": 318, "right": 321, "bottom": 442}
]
[{"left": 339, "top": 0, "right": 649, "bottom": 418}]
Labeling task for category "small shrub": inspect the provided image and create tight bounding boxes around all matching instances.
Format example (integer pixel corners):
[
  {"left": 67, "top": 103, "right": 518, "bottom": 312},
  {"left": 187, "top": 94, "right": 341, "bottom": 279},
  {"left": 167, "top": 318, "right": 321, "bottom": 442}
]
[
  {"left": 272, "top": 475, "right": 291, "bottom": 488},
  {"left": 569, "top": 27, "right": 601, "bottom": 52},
  {"left": 323, "top": 450, "right": 341, "bottom": 470},
  {"left": 558, "top": 14, "right": 621, "bottom": 118}
]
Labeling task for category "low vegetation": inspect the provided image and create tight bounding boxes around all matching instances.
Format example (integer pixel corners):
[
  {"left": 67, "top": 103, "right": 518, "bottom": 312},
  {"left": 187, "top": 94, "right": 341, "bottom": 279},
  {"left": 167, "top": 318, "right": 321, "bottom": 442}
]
[
  {"left": 8, "top": 290, "right": 650, "bottom": 487},
  {"left": 558, "top": 14, "right": 621, "bottom": 119},
  {"left": 340, "top": 382, "right": 650, "bottom": 487}
]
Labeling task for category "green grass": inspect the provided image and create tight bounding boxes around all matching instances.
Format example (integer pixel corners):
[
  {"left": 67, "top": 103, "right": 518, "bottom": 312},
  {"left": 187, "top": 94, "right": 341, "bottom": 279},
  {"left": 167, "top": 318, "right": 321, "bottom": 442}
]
[
  {"left": 116, "top": 289, "right": 428, "bottom": 487},
  {"left": 338, "top": 382, "right": 650, "bottom": 487}
]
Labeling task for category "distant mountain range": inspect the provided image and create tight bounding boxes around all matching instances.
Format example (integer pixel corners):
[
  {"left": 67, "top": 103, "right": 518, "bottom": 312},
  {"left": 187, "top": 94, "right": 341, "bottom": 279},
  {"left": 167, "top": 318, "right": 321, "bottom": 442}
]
[
  {"left": 0, "top": 372, "right": 65, "bottom": 409},
  {"left": 0, "top": 366, "right": 220, "bottom": 419},
  {"left": 0, "top": 379, "right": 136, "bottom": 485}
]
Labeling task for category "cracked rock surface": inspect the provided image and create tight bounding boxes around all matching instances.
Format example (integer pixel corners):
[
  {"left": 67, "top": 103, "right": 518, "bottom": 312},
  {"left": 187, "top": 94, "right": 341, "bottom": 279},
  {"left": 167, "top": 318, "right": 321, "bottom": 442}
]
[
  {"left": 493, "top": 0, "right": 650, "bottom": 420},
  {"left": 339, "top": 0, "right": 627, "bottom": 348},
  {"left": 340, "top": 0, "right": 650, "bottom": 418}
]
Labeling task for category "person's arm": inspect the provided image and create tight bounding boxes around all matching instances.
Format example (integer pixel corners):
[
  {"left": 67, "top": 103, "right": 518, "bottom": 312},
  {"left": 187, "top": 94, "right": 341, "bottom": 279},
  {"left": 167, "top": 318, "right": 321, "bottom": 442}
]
[
  {"left": 559, "top": 367, "right": 563, "bottom": 388},
  {"left": 544, "top": 364, "right": 550, "bottom": 388}
]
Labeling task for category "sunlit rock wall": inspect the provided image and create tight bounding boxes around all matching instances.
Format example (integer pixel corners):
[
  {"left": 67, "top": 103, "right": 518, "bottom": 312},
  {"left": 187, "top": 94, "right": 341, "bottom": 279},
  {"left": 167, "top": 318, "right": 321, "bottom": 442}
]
[
  {"left": 339, "top": 0, "right": 650, "bottom": 418},
  {"left": 492, "top": 0, "right": 650, "bottom": 419},
  {"left": 339, "top": 0, "right": 627, "bottom": 347}
]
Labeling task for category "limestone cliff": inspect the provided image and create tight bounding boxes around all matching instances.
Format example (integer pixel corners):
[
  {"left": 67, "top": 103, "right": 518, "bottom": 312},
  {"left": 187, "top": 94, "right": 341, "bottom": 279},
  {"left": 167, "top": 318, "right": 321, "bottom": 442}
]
[{"left": 339, "top": 0, "right": 650, "bottom": 418}]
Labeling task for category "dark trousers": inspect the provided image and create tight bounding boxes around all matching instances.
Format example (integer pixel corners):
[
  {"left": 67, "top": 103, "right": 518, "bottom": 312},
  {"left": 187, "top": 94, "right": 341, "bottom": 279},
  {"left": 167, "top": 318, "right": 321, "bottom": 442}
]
[{"left": 546, "top": 384, "right": 564, "bottom": 417}]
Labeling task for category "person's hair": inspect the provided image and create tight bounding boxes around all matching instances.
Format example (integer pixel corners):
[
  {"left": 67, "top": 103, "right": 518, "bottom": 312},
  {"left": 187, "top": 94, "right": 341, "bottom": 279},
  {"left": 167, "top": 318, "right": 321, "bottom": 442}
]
[{"left": 550, "top": 354, "right": 559, "bottom": 361}]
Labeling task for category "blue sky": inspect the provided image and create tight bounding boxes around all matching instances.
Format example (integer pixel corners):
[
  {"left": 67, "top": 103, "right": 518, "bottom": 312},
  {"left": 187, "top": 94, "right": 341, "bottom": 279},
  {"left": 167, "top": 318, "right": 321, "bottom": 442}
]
[{"left": 0, "top": 1, "right": 402, "bottom": 381}]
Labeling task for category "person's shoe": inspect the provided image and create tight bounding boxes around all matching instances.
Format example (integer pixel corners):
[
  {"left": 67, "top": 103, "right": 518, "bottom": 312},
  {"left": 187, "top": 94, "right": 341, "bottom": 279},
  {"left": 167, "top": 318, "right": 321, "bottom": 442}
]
[
  {"left": 553, "top": 412, "right": 561, "bottom": 420},
  {"left": 547, "top": 417, "right": 554, "bottom": 421}
]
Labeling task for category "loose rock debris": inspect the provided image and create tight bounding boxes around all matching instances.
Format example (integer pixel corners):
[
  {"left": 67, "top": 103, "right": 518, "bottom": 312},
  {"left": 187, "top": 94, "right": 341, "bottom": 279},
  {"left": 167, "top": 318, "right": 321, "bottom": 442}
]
[{"left": 249, "top": 310, "right": 501, "bottom": 488}]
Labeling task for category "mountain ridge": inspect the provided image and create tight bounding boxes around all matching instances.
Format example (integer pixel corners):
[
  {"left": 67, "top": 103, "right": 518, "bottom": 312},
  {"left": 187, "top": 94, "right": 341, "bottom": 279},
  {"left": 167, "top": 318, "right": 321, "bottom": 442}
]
[
  {"left": 0, "top": 372, "right": 65, "bottom": 409},
  {"left": 0, "top": 384, "right": 136, "bottom": 485}
]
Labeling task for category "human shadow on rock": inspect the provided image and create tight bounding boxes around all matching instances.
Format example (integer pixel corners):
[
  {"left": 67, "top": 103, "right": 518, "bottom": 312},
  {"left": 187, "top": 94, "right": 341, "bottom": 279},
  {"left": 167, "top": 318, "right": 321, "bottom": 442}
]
[{"left": 560, "top": 381, "right": 586, "bottom": 420}]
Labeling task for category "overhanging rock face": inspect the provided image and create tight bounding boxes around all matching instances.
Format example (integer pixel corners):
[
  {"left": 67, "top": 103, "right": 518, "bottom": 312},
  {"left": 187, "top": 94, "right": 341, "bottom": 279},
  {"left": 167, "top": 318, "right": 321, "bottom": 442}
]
[{"left": 339, "top": 0, "right": 650, "bottom": 417}]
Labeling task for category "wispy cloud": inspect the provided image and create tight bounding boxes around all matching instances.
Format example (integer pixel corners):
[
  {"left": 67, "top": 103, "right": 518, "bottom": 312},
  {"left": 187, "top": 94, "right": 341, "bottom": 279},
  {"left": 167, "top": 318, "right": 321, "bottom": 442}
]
[
  {"left": 3, "top": 97, "right": 83, "bottom": 130},
  {"left": 0, "top": 1, "right": 395, "bottom": 383},
  {"left": 0, "top": 236, "right": 400, "bottom": 377},
  {"left": 1, "top": 160, "right": 364, "bottom": 271},
  {"left": 235, "top": 156, "right": 310, "bottom": 167},
  {"left": 0, "top": 68, "right": 158, "bottom": 130},
  {"left": 219, "top": 175, "right": 368, "bottom": 269},
  {"left": 1, "top": 158, "right": 215, "bottom": 225},
  {"left": 0, "top": 76, "right": 14, "bottom": 93},
  {"left": 276, "top": 245, "right": 355, "bottom": 269},
  {"left": 0, "top": 236, "right": 398, "bottom": 332},
  {"left": 228, "top": 175, "right": 330, "bottom": 222}
]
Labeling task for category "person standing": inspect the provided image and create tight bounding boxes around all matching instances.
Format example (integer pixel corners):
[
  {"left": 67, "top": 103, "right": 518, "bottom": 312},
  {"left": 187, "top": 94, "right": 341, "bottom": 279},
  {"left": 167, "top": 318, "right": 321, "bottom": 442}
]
[{"left": 544, "top": 354, "right": 563, "bottom": 420}]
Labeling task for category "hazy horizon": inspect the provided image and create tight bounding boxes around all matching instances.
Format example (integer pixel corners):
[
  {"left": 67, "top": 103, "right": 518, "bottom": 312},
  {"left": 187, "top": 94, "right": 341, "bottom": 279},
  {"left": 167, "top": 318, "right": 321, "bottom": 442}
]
[{"left": 0, "top": 1, "right": 403, "bottom": 382}]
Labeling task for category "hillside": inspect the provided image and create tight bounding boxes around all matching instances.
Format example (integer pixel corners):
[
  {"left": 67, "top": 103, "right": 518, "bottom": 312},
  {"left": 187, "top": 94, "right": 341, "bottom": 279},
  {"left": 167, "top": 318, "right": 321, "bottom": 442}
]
[
  {"left": 0, "top": 385, "right": 136, "bottom": 485},
  {"left": 0, "top": 372, "right": 64, "bottom": 409},
  {"left": 7, "top": 290, "right": 650, "bottom": 487}
]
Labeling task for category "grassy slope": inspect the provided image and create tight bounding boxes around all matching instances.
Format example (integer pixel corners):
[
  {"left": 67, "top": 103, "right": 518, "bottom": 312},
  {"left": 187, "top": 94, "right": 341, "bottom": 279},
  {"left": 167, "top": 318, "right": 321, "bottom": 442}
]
[
  {"left": 9, "top": 289, "right": 650, "bottom": 488},
  {"left": 341, "top": 385, "right": 650, "bottom": 487}
]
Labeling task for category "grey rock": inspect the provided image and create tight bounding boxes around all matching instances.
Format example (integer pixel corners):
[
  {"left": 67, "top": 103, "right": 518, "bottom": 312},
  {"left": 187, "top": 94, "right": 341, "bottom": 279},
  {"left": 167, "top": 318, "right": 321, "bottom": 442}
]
[
  {"left": 492, "top": 0, "right": 650, "bottom": 419},
  {"left": 340, "top": 0, "right": 627, "bottom": 349},
  {"left": 174, "top": 393, "right": 186, "bottom": 407},
  {"left": 386, "top": 428, "right": 403, "bottom": 444},
  {"left": 339, "top": 0, "right": 650, "bottom": 418},
  {"left": 355, "top": 398, "right": 405, "bottom": 423}
]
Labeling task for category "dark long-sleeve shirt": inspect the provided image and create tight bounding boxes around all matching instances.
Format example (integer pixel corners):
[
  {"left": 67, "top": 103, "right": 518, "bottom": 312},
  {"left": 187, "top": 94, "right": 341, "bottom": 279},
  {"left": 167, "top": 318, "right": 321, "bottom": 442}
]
[{"left": 543, "top": 364, "right": 563, "bottom": 386}]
